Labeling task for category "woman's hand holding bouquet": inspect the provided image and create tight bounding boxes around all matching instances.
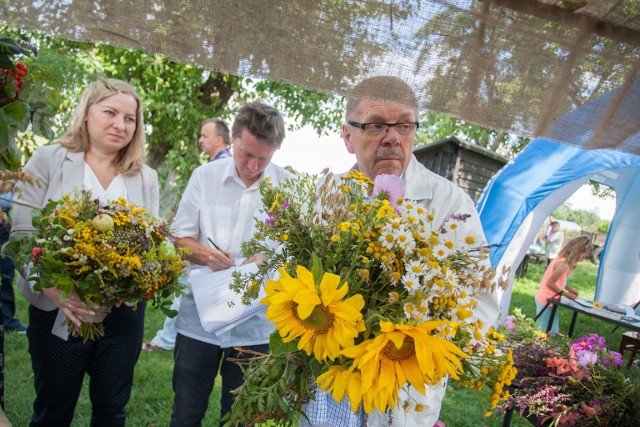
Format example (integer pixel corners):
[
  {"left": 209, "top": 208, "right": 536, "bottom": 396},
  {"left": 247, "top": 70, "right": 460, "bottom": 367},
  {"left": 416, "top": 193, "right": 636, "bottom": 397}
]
[{"left": 4, "top": 189, "right": 188, "bottom": 341}]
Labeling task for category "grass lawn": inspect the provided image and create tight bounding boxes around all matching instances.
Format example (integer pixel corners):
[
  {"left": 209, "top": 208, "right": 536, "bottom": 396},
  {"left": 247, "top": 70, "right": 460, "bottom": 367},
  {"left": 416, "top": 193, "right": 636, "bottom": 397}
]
[{"left": 3, "top": 260, "right": 636, "bottom": 426}]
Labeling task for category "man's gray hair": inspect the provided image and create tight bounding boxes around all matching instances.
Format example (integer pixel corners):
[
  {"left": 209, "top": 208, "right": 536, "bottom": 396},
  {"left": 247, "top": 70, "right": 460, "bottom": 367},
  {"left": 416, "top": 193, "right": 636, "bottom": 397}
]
[{"left": 345, "top": 76, "right": 419, "bottom": 120}]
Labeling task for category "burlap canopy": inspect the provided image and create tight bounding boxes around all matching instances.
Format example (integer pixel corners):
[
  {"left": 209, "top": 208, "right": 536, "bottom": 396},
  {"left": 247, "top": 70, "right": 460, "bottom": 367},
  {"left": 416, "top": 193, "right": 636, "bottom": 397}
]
[{"left": 2, "top": 0, "right": 639, "bottom": 153}]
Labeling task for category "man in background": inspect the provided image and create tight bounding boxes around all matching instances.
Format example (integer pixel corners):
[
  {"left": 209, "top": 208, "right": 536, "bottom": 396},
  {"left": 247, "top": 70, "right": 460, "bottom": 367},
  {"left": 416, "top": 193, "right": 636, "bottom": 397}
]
[
  {"left": 544, "top": 220, "right": 564, "bottom": 266},
  {"left": 199, "top": 118, "right": 232, "bottom": 160}
]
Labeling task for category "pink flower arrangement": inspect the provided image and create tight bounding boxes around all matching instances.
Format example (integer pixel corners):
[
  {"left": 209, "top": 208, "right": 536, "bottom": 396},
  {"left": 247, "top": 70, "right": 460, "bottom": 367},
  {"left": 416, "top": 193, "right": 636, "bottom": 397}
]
[{"left": 495, "top": 312, "right": 639, "bottom": 426}]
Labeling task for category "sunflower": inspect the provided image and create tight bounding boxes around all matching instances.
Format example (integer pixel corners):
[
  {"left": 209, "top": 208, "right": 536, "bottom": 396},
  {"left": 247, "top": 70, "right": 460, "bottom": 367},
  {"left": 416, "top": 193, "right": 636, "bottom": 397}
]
[
  {"left": 316, "top": 364, "right": 363, "bottom": 412},
  {"left": 338, "top": 320, "right": 469, "bottom": 413},
  {"left": 262, "top": 265, "right": 365, "bottom": 361}
]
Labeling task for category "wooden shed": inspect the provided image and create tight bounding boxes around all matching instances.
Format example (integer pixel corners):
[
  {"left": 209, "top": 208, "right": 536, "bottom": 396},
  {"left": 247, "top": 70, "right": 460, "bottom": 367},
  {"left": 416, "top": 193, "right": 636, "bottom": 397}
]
[{"left": 413, "top": 137, "right": 509, "bottom": 203}]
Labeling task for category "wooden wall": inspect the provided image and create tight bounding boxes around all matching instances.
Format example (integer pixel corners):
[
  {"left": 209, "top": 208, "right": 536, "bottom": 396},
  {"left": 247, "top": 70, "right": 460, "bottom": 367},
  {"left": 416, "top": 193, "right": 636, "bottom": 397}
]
[{"left": 413, "top": 137, "right": 508, "bottom": 203}]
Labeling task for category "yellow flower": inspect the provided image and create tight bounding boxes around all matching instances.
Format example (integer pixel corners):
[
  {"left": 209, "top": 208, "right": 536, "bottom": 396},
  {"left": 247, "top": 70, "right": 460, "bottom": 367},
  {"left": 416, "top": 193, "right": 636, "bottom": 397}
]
[
  {"left": 339, "top": 222, "right": 352, "bottom": 232},
  {"left": 316, "top": 365, "right": 363, "bottom": 412},
  {"left": 262, "top": 266, "right": 365, "bottom": 361},
  {"left": 280, "top": 234, "right": 289, "bottom": 241},
  {"left": 338, "top": 321, "right": 468, "bottom": 413}
]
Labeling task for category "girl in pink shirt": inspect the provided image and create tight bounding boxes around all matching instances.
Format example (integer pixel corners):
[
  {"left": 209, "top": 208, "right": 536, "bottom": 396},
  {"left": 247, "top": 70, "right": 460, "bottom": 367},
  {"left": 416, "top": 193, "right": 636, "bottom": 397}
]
[{"left": 535, "top": 236, "right": 594, "bottom": 332}]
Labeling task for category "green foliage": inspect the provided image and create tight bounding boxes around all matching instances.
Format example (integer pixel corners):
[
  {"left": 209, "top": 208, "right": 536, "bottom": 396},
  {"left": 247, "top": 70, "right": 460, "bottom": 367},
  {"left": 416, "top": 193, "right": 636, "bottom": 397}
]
[
  {"left": 0, "top": 31, "right": 69, "bottom": 169},
  {"left": 415, "top": 111, "right": 530, "bottom": 157},
  {"left": 553, "top": 202, "right": 611, "bottom": 232},
  {"left": 223, "top": 349, "right": 313, "bottom": 427},
  {"left": 11, "top": 29, "right": 347, "bottom": 217}
]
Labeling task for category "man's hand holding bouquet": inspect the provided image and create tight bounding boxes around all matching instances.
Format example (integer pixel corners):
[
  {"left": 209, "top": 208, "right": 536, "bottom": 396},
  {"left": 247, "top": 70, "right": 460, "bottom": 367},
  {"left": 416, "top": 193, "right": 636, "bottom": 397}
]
[
  {"left": 227, "top": 171, "right": 513, "bottom": 426},
  {"left": 3, "top": 189, "right": 188, "bottom": 341}
]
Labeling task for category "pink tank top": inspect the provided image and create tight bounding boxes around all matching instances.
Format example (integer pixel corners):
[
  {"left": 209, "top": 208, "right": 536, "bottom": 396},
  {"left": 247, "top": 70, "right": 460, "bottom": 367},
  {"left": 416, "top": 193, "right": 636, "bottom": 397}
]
[{"left": 535, "top": 256, "right": 570, "bottom": 306}]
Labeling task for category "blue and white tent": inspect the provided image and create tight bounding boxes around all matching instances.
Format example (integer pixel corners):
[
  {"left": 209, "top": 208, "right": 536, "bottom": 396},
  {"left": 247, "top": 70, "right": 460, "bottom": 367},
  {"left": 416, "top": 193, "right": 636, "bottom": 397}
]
[{"left": 477, "top": 79, "right": 640, "bottom": 318}]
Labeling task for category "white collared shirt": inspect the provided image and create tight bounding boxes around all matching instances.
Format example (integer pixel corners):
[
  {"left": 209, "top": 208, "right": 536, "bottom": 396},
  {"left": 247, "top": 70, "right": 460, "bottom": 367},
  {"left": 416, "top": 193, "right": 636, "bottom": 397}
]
[
  {"left": 84, "top": 162, "right": 127, "bottom": 202},
  {"left": 172, "top": 157, "right": 293, "bottom": 347}
]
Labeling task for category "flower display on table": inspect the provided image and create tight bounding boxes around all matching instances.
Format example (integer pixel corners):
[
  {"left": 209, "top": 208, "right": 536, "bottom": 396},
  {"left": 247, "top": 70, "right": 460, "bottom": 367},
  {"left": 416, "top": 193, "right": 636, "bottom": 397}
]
[
  {"left": 227, "top": 171, "right": 512, "bottom": 426},
  {"left": 3, "top": 189, "right": 188, "bottom": 341},
  {"left": 495, "top": 308, "right": 640, "bottom": 426}
]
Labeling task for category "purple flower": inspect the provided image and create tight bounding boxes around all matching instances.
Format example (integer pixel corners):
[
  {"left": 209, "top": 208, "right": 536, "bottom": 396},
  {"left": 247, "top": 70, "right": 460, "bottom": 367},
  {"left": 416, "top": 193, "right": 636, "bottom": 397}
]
[
  {"left": 602, "top": 350, "right": 623, "bottom": 367},
  {"left": 504, "top": 315, "right": 516, "bottom": 334},
  {"left": 282, "top": 200, "right": 290, "bottom": 209},
  {"left": 576, "top": 350, "right": 599, "bottom": 368},
  {"left": 371, "top": 174, "right": 404, "bottom": 207},
  {"left": 571, "top": 334, "right": 606, "bottom": 353}
]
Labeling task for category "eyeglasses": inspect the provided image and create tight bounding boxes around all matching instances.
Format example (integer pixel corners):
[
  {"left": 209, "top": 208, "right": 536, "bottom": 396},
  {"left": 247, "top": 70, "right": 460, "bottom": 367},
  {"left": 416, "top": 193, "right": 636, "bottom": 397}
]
[{"left": 348, "top": 121, "right": 419, "bottom": 137}]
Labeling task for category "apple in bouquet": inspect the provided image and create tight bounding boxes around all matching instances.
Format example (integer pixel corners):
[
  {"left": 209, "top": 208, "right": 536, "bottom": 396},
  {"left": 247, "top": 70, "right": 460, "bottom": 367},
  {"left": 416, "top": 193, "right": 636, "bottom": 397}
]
[
  {"left": 91, "top": 213, "right": 114, "bottom": 232},
  {"left": 158, "top": 240, "right": 177, "bottom": 257},
  {"left": 30, "top": 246, "right": 43, "bottom": 264}
]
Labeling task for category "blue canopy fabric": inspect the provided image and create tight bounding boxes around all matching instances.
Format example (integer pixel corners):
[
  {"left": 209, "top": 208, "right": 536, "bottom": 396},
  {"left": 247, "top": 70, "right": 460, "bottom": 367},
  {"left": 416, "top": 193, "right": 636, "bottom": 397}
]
[
  {"left": 477, "top": 139, "right": 640, "bottom": 317},
  {"left": 477, "top": 77, "right": 640, "bottom": 318}
]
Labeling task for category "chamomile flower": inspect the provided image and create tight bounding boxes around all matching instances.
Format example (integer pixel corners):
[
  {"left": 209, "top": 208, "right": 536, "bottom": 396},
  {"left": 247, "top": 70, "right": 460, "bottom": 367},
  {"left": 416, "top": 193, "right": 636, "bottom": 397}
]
[{"left": 402, "top": 272, "right": 421, "bottom": 292}]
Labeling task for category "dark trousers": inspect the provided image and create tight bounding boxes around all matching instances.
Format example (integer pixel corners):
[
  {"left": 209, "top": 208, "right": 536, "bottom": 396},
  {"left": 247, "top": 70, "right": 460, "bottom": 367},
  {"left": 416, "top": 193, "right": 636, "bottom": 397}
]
[
  {"left": 27, "top": 302, "right": 146, "bottom": 427},
  {"left": 0, "top": 221, "right": 16, "bottom": 325},
  {"left": 170, "top": 333, "right": 269, "bottom": 427}
]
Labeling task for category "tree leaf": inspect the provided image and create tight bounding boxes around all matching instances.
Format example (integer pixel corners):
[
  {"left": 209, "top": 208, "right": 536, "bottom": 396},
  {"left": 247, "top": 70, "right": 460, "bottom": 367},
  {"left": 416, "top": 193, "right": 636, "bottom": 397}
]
[
  {"left": 0, "top": 110, "right": 9, "bottom": 150},
  {"left": 2, "top": 101, "right": 29, "bottom": 125},
  {"left": 2, "top": 75, "right": 16, "bottom": 98}
]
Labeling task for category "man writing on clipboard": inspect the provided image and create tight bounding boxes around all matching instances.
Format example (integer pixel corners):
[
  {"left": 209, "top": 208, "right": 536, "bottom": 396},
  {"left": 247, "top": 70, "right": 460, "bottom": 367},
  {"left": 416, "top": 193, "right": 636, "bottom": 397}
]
[{"left": 169, "top": 102, "right": 293, "bottom": 426}]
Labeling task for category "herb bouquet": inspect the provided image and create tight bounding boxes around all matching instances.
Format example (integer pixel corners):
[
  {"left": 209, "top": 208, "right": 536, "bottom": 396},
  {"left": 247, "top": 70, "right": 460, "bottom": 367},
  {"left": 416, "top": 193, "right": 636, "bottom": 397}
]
[
  {"left": 228, "top": 171, "right": 514, "bottom": 426},
  {"left": 3, "top": 189, "right": 187, "bottom": 341}
]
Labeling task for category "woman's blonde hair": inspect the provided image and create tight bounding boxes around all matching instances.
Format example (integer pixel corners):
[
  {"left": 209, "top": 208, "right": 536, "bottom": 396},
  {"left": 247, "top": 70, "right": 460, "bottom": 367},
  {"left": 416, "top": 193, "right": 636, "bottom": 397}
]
[
  {"left": 558, "top": 236, "right": 594, "bottom": 269},
  {"left": 55, "top": 78, "right": 145, "bottom": 175}
]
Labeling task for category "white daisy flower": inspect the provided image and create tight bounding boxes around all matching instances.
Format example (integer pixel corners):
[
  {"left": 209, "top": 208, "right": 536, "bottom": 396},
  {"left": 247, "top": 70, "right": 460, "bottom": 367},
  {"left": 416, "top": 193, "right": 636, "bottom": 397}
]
[
  {"left": 402, "top": 272, "right": 421, "bottom": 292},
  {"left": 433, "top": 243, "right": 454, "bottom": 260}
]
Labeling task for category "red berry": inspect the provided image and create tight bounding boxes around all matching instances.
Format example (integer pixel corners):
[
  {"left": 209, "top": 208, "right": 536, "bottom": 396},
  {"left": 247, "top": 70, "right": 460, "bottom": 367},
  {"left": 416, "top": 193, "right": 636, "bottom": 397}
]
[
  {"left": 32, "top": 247, "right": 42, "bottom": 257},
  {"left": 146, "top": 291, "right": 155, "bottom": 299}
]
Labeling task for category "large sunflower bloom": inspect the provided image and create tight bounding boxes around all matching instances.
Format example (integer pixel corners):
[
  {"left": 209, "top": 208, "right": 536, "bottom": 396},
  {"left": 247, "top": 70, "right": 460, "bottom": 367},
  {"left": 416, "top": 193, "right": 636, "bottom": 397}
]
[
  {"left": 340, "top": 320, "right": 469, "bottom": 413},
  {"left": 262, "top": 265, "right": 365, "bottom": 361}
]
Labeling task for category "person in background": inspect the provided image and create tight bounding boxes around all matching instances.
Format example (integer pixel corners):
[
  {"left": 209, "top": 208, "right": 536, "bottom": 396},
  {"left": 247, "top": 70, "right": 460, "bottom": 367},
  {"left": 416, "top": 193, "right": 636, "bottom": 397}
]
[
  {"left": 544, "top": 220, "right": 564, "bottom": 265},
  {"left": 169, "top": 102, "right": 293, "bottom": 426},
  {"left": 1, "top": 192, "right": 28, "bottom": 333},
  {"left": 199, "top": 118, "right": 232, "bottom": 160},
  {"left": 535, "top": 235, "right": 594, "bottom": 333},
  {"left": 300, "top": 75, "right": 500, "bottom": 427},
  {"left": 142, "top": 118, "right": 232, "bottom": 353},
  {"left": 11, "top": 78, "right": 159, "bottom": 426}
]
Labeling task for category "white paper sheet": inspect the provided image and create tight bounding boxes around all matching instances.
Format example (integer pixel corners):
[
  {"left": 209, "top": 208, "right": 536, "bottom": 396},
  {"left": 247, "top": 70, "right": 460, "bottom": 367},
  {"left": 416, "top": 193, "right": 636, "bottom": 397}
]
[{"left": 189, "top": 262, "right": 265, "bottom": 332}]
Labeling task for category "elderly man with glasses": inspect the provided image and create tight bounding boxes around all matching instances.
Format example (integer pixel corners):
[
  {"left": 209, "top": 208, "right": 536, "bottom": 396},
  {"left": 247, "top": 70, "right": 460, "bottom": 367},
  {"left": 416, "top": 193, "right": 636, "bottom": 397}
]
[{"left": 300, "top": 76, "right": 500, "bottom": 427}]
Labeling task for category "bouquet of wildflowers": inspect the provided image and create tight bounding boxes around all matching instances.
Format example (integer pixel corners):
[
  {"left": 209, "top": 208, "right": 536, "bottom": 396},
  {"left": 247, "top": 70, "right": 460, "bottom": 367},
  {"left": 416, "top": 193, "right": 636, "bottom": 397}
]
[
  {"left": 4, "top": 189, "right": 187, "bottom": 341},
  {"left": 496, "top": 310, "right": 640, "bottom": 426},
  {"left": 227, "top": 171, "right": 513, "bottom": 426}
]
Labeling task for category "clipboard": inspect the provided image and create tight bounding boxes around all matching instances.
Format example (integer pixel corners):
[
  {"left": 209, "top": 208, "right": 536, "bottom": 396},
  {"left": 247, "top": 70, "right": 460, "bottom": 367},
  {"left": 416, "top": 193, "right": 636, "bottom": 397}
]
[{"left": 189, "top": 263, "right": 265, "bottom": 332}]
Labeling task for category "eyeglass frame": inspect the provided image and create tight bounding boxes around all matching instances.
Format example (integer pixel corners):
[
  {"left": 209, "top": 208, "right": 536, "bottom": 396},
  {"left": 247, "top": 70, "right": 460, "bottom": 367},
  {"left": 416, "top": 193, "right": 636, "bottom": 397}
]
[{"left": 347, "top": 120, "right": 420, "bottom": 135}]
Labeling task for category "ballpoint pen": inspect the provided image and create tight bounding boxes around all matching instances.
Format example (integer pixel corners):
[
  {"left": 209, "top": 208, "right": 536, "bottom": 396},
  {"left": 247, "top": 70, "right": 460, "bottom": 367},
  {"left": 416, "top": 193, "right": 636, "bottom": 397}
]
[{"left": 207, "top": 237, "right": 234, "bottom": 261}]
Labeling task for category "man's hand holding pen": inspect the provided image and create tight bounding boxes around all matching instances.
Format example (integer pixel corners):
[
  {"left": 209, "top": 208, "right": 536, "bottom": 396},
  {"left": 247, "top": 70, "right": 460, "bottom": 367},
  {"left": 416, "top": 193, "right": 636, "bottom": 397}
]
[{"left": 206, "top": 237, "right": 235, "bottom": 271}]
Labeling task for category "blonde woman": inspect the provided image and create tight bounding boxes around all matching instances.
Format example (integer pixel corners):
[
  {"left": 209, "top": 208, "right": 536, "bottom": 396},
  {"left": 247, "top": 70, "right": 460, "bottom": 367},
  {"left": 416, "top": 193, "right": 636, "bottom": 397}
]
[
  {"left": 535, "top": 236, "right": 594, "bottom": 333},
  {"left": 12, "top": 78, "right": 158, "bottom": 426}
]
